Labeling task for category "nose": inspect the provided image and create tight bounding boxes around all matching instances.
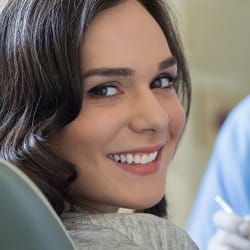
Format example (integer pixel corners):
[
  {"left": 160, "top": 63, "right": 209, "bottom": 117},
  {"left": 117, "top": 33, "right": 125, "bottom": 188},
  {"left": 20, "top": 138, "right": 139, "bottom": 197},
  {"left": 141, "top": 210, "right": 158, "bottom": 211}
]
[{"left": 128, "top": 89, "right": 169, "bottom": 134}]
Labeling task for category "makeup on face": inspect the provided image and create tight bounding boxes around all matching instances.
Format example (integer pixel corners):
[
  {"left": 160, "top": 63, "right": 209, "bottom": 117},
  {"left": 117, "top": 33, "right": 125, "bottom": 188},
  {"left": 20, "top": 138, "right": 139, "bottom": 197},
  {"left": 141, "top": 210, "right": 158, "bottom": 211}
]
[
  {"left": 50, "top": 0, "right": 186, "bottom": 212},
  {"left": 107, "top": 142, "right": 167, "bottom": 176},
  {"left": 82, "top": 56, "right": 178, "bottom": 102},
  {"left": 82, "top": 56, "right": 177, "bottom": 79}
]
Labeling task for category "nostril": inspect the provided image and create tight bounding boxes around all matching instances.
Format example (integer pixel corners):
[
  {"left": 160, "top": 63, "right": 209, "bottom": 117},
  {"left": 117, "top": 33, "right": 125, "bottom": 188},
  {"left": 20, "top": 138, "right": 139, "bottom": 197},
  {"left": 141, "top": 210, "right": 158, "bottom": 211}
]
[{"left": 128, "top": 90, "right": 170, "bottom": 133}]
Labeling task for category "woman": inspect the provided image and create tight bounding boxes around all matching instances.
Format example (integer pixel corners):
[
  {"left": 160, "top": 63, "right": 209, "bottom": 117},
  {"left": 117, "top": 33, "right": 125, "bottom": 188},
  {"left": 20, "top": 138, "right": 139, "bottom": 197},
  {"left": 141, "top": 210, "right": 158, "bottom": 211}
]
[{"left": 0, "top": 0, "right": 196, "bottom": 249}]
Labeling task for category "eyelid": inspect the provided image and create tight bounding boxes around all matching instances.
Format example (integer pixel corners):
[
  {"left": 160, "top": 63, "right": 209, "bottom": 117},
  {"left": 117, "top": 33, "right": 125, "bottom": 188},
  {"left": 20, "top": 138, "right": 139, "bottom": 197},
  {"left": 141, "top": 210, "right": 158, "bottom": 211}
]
[
  {"left": 85, "top": 81, "right": 124, "bottom": 100},
  {"left": 153, "top": 72, "right": 178, "bottom": 82},
  {"left": 84, "top": 81, "right": 120, "bottom": 94},
  {"left": 149, "top": 72, "right": 178, "bottom": 91},
  {"left": 158, "top": 63, "right": 178, "bottom": 78}
]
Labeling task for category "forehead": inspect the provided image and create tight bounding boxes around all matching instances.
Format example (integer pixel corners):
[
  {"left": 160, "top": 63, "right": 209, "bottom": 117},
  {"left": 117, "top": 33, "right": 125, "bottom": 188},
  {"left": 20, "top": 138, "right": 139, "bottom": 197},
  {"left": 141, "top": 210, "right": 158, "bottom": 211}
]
[{"left": 81, "top": 0, "right": 172, "bottom": 71}]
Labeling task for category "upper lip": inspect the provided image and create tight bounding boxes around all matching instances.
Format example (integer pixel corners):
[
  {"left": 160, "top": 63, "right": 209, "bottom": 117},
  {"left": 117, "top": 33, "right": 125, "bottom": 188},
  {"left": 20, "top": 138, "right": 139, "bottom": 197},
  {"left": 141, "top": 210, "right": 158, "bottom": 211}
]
[{"left": 108, "top": 142, "right": 166, "bottom": 155}]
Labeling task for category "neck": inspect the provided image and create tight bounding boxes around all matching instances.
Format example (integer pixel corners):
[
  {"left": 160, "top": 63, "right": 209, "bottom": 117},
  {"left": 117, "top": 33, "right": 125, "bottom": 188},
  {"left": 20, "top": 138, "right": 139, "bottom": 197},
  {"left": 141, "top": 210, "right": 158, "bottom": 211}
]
[{"left": 77, "top": 201, "right": 119, "bottom": 214}]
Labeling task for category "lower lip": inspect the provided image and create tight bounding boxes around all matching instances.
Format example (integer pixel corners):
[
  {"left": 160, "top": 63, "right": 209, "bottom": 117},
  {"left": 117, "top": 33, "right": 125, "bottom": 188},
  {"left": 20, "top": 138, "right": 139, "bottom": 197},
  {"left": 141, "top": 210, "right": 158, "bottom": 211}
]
[{"left": 112, "top": 160, "right": 161, "bottom": 176}]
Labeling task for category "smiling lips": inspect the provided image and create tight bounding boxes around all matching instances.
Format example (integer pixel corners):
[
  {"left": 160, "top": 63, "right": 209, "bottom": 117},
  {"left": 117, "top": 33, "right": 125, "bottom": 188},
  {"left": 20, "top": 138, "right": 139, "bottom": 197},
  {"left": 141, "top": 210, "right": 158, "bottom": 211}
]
[
  {"left": 107, "top": 143, "right": 166, "bottom": 175},
  {"left": 108, "top": 151, "right": 158, "bottom": 165}
]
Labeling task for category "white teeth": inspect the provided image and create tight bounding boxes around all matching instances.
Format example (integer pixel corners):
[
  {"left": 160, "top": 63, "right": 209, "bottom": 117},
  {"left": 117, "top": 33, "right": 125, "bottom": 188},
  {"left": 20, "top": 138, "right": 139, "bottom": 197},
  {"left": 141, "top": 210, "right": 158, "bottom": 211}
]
[
  {"left": 114, "top": 155, "right": 120, "bottom": 162},
  {"left": 109, "top": 151, "right": 158, "bottom": 165},
  {"left": 153, "top": 152, "right": 157, "bottom": 160},
  {"left": 134, "top": 154, "right": 141, "bottom": 164},
  {"left": 126, "top": 154, "right": 133, "bottom": 164},
  {"left": 120, "top": 154, "right": 126, "bottom": 163},
  {"left": 141, "top": 154, "right": 148, "bottom": 164},
  {"left": 148, "top": 153, "right": 154, "bottom": 162}
]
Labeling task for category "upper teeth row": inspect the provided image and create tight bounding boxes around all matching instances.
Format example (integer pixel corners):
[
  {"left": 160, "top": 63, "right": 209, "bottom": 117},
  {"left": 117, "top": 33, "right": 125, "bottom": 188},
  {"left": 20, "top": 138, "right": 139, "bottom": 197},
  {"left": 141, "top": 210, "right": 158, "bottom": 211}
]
[{"left": 108, "top": 152, "right": 158, "bottom": 165}]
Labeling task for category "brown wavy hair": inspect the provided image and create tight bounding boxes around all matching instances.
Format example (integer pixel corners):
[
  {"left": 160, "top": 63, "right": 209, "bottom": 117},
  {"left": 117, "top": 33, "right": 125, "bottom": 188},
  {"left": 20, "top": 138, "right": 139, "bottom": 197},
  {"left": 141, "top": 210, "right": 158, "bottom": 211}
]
[{"left": 0, "top": 0, "right": 191, "bottom": 216}]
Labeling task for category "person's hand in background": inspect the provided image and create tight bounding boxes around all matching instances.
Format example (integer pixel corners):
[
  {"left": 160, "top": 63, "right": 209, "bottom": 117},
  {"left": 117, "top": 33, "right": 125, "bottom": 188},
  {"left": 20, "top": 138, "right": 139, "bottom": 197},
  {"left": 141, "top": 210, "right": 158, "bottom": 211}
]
[{"left": 208, "top": 211, "right": 250, "bottom": 250}]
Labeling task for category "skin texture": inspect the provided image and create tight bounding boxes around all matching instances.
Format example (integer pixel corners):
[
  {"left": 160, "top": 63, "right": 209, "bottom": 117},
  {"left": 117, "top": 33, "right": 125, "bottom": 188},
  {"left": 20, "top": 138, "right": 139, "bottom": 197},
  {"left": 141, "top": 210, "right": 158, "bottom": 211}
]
[{"left": 50, "top": 0, "right": 186, "bottom": 213}]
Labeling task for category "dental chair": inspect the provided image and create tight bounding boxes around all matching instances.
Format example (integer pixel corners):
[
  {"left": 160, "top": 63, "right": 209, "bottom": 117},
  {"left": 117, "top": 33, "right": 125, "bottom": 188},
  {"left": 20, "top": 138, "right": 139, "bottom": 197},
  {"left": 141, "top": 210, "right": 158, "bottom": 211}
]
[{"left": 0, "top": 158, "right": 76, "bottom": 250}]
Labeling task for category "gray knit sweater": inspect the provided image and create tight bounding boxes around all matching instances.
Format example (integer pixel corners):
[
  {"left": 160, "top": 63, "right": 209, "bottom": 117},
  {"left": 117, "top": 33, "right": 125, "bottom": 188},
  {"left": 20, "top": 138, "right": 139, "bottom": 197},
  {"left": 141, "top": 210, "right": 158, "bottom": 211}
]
[{"left": 61, "top": 212, "right": 199, "bottom": 250}]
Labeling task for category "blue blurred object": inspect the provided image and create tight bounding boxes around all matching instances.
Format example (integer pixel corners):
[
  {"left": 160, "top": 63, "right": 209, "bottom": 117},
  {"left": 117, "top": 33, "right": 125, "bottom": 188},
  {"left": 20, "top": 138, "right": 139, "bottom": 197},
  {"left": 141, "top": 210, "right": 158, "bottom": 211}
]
[{"left": 186, "top": 95, "right": 250, "bottom": 250}]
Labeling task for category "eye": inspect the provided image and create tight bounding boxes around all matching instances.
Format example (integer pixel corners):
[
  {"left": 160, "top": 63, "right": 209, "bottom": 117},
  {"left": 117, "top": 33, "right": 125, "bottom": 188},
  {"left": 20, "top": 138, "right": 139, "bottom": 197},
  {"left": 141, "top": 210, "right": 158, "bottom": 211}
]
[
  {"left": 86, "top": 83, "right": 123, "bottom": 99},
  {"left": 150, "top": 74, "right": 177, "bottom": 89}
]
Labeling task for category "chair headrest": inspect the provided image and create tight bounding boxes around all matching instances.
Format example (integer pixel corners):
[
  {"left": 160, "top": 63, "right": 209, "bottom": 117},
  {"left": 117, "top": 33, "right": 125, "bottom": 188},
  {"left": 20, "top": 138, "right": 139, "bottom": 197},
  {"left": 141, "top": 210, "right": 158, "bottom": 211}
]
[{"left": 0, "top": 158, "right": 75, "bottom": 250}]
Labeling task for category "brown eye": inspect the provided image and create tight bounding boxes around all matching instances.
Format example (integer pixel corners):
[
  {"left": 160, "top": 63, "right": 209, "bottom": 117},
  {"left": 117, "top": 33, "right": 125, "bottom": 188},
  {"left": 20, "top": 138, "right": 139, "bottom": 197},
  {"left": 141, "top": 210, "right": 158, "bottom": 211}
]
[
  {"left": 87, "top": 83, "right": 123, "bottom": 99},
  {"left": 150, "top": 74, "right": 177, "bottom": 89}
]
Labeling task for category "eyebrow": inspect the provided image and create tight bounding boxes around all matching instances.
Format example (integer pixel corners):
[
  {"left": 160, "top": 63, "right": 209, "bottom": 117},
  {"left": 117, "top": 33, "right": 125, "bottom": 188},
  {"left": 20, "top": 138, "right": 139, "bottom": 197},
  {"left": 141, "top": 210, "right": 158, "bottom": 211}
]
[
  {"left": 82, "top": 56, "right": 177, "bottom": 79},
  {"left": 82, "top": 68, "right": 134, "bottom": 79},
  {"left": 159, "top": 56, "right": 177, "bottom": 71}
]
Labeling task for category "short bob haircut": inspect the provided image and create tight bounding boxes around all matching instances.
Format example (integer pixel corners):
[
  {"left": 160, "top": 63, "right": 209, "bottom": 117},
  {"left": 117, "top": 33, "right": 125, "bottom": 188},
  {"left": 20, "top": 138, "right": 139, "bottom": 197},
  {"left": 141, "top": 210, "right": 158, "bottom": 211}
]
[{"left": 0, "top": 0, "right": 191, "bottom": 216}]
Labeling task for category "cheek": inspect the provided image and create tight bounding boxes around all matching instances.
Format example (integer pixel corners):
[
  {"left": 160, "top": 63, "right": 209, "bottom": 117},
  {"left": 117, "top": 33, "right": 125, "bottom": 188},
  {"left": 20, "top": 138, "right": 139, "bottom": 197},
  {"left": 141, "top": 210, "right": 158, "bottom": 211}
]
[
  {"left": 168, "top": 99, "right": 186, "bottom": 139},
  {"left": 64, "top": 106, "right": 127, "bottom": 150}
]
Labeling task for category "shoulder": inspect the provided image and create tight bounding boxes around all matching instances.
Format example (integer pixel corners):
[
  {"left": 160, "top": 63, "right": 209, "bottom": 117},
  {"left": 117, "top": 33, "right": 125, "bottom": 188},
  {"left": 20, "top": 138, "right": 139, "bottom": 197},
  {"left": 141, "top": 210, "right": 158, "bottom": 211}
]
[
  {"left": 221, "top": 95, "right": 250, "bottom": 132},
  {"left": 233, "top": 95, "right": 250, "bottom": 115},
  {"left": 214, "top": 95, "right": 250, "bottom": 150},
  {"left": 61, "top": 212, "right": 198, "bottom": 250}
]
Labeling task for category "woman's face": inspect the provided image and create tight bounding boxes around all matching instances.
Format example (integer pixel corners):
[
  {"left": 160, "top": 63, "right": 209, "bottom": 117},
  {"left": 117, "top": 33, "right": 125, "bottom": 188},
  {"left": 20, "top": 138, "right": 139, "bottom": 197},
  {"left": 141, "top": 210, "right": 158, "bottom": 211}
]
[{"left": 51, "top": 0, "right": 185, "bottom": 213}]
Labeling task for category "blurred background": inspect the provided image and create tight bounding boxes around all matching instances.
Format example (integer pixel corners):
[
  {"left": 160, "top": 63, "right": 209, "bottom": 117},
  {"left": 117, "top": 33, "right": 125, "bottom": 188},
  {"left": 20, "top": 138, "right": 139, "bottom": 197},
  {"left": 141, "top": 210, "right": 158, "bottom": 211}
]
[
  {"left": 166, "top": 0, "right": 250, "bottom": 227},
  {"left": 0, "top": 0, "right": 249, "bottom": 229}
]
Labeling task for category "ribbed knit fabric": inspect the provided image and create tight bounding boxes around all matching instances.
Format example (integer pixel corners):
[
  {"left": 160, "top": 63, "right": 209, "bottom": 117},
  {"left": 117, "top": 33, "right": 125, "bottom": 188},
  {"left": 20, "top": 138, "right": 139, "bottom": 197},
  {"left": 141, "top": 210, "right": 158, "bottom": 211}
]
[{"left": 61, "top": 212, "right": 199, "bottom": 250}]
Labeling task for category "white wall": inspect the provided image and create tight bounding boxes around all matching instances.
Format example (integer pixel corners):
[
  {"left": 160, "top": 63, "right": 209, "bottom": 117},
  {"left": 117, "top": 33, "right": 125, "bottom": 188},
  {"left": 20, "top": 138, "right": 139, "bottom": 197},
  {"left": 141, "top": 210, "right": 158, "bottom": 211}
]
[{"left": 166, "top": 0, "right": 250, "bottom": 227}]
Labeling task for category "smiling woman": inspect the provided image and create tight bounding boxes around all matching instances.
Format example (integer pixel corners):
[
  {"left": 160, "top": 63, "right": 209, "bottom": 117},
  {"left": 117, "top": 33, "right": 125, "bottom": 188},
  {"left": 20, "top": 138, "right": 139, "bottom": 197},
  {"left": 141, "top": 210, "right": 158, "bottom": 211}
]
[{"left": 0, "top": 0, "right": 196, "bottom": 249}]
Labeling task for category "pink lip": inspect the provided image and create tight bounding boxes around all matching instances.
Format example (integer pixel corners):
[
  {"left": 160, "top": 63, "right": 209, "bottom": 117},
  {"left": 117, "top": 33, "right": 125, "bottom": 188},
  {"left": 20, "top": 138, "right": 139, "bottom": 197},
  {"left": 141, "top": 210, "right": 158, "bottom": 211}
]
[
  {"left": 108, "top": 142, "right": 166, "bottom": 176},
  {"left": 109, "top": 142, "right": 166, "bottom": 155}
]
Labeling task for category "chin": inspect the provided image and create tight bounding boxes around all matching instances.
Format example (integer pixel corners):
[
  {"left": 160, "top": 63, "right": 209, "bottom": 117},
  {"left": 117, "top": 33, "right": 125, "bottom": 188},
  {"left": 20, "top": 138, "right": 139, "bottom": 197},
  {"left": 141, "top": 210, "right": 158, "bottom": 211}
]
[{"left": 121, "top": 192, "right": 164, "bottom": 211}]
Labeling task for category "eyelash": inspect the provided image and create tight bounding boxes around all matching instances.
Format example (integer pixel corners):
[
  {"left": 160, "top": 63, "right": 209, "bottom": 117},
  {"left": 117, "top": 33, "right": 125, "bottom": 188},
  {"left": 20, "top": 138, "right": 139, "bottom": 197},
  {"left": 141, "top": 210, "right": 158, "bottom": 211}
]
[
  {"left": 150, "top": 74, "right": 177, "bottom": 90},
  {"left": 87, "top": 82, "right": 123, "bottom": 99},
  {"left": 86, "top": 74, "right": 178, "bottom": 100}
]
